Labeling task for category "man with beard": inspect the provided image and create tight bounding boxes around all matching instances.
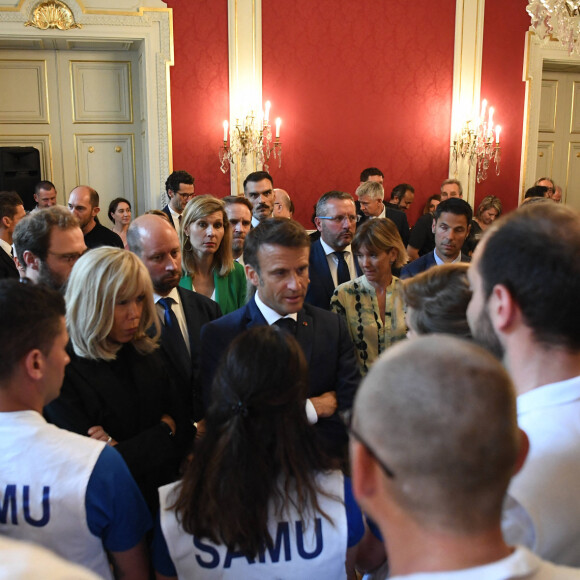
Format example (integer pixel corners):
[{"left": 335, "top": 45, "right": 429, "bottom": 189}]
[
  {"left": 243, "top": 171, "right": 275, "bottom": 227},
  {"left": 67, "top": 186, "right": 123, "bottom": 249},
  {"left": 223, "top": 195, "right": 253, "bottom": 266},
  {"left": 467, "top": 202, "right": 580, "bottom": 566},
  {"left": 127, "top": 214, "right": 221, "bottom": 420},
  {"left": 305, "top": 191, "right": 361, "bottom": 310},
  {"left": 13, "top": 206, "right": 86, "bottom": 293}
]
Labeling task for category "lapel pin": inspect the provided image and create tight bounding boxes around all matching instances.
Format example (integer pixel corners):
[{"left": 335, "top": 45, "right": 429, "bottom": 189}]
[{"left": 302, "top": 321, "right": 308, "bottom": 326}]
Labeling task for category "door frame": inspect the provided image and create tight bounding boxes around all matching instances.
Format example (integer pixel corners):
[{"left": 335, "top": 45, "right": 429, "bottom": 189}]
[
  {"left": 0, "top": 0, "right": 173, "bottom": 211},
  {"left": 521, "top": 32, "right": 580, "bottom": 202}
]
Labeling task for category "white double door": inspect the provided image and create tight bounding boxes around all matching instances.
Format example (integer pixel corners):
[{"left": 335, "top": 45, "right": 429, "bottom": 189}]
[
  {"left": 0, "top": 48, "right": 143, "bottom": 215},
  {"left": 536, "top": 68, "right": 580, "bottom": 210}
]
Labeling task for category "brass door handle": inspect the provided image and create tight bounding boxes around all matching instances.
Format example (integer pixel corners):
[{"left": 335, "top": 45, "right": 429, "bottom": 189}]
[{"left": 88, "top": 146, "right": 94, "bottom": 153}]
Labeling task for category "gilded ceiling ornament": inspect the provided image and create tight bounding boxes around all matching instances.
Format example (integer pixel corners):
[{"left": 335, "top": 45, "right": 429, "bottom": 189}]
[{"left": 25, "top": 1, "right": 81, "bottom": 30}]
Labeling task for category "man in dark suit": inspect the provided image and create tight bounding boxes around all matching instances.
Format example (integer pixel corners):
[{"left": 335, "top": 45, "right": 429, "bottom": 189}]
[
  {"left": 128, "top": 214, "right": 221, "bottom": 420},
  {"left": 356, "top": 181, "right": 411, "bottom": 247},
  {"left": 0, "top": 191, "right": 26, "bottom": 279},
  {"left": 305, "top": 191, "right": 361, "bottom": 310},
  {"left": 201, "top": 218, "right": 361, "bottom": 457},
  {"left": 162, "top": 170, "right": 195, "bottom": 231},
  {"left": 401, "top": 198, "right": 472, "bottom": 279}
]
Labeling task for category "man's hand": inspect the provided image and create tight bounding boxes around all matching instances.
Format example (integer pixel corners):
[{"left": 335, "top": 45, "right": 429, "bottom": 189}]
[
  {"left": 88, "top": 425, "right": 117, "bottom": 446},
  {"left": 309, "top": 391, "right": 337, "bottom": 418}
]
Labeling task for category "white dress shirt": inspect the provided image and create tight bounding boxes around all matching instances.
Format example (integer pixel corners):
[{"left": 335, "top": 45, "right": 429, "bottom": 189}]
[
  {"left": 254, "top": 292, "right": 317, "bottom": 424},
  {"left": 319, "top": 238, "right": 357, "bottom": 287},
  {"left": 154, "top": 287, "right": 190, "bottom": 354}
]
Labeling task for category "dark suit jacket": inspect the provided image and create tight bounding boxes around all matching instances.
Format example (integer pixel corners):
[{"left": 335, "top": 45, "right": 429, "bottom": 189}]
[
  {"left": 158, "top": 287, "right": 222, "bottom": 420},
  {"left": 0, "top": 247, "right": 18, "bottom": 279},
  {"left": 357, "top": 203, "right": 410, "bottom": 247},
  {"left": 400, "top": 250, "right": 471, "bottom": 279},
  {"left": 200, "top": 297, "right": 361, "bottom": 453},
  {"left": 44, "top": 343, "right": 194, "bottom": 510},
  {"left": 162, "top": 205, "right": 176, "bottom": 229},
  {"left": 305, "top": 239, "right": 361, "bottom": 310}
]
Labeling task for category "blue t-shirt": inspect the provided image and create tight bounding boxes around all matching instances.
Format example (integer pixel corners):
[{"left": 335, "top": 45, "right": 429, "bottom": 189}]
[{"left": 86, "top": 446, "right": 152, "bottom": 551}]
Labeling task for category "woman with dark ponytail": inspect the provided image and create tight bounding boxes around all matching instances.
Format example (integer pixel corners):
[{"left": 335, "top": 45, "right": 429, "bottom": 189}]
[{"left": 153, "top": 325, "right": 364, "bottom": 579}]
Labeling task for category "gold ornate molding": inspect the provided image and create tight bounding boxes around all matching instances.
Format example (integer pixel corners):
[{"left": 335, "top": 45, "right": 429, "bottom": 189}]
[{"left": 25, "top": 0, "right": 81, "bottom": 30}]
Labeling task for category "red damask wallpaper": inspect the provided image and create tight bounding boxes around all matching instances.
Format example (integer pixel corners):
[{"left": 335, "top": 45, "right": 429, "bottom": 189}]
[
  {"left": 164, "top": 0, "right": 231, "bottom": 199},
  {"left": 165, "top": 0, "right": 530, "bottom": 225},
  {"left": 262, "top": 0, "right": 456, "bottom": 226},
  {"left": 476, "top": 0, "right": 530, "bottom": 213}
]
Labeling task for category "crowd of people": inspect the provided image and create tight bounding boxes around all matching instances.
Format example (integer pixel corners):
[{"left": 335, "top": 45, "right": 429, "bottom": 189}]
[{"left": 0, "top": 168, "right": 579, "bottom": 579}]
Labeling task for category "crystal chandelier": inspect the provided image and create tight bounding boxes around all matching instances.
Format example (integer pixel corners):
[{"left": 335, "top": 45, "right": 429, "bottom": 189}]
[
  {"left": 451, "top": 100, "right": 502, "bottom": 184},
  {"left": 527, "top": 0, "right": 580, "bottom": 55},
  {"left": 219, "top": 101, "right": 282, "bottom": 174}
]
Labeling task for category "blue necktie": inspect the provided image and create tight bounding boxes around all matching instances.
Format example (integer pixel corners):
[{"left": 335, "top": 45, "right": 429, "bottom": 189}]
[
  {"left": 158, "top": 297, "right": 190, "bottom": 373},
  {"left": 336, "top": 251, "right": 350, "bottom": 285}
]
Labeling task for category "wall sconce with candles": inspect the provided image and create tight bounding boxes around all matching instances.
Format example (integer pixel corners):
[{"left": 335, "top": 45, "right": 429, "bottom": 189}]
[
  {"left": 219, "top": 100, "right": 282, "bottom": 174},
  {"left": 451, "top": 99, "right": 501, "bottom": 184}
]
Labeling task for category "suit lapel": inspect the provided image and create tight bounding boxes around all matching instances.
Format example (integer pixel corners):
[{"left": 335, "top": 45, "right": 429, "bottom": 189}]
[
  {"left": 246, "top": 296, "right": 268, "bottom": 329},
  {"left": 296, "top": 308, "right": 314, "bottom": 364},
  {"left": 313, "top": 241, "right": 335, "bottom": 298}
]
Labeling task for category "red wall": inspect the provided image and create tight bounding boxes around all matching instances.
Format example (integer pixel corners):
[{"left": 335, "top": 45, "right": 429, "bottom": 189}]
[
  {"left": 165, "top": 1, "right": 530, "bottom": 225},
  {"left": 476, "top": 0, "right": 530, "bottom": 213},
  {"left": 262, "top": 0, "right": 456, "bottom": 227},
  {"left": 164, "top": 0, "right": 231, "bottom": 199}
]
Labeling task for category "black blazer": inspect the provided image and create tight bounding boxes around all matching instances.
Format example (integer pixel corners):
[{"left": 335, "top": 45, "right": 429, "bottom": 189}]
[
  {"left": 157, "top": 287, "right": 222, "bottom": 420},
  {"left": 162, "top": 205, "right": 175, "bottom": 229},
  {"left": 200, "top": 297, "right": 361, "bottom": 455},
  {"left": 357, "top": 203, "right": 410, "bottom": 247},
  {"left": 400, "top": 250, "right": 471, "bottom": 279},
  {"left": 0, "top": 247, "right": 18, "bottom": 279},
  {"left": 44, "top": 343, "right": 194, "bottom": 510},
  {"left": 305, "top": 239, "right": 361, "bottom": 310}
]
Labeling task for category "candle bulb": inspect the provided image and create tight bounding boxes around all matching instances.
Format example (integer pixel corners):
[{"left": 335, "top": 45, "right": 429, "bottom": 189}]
[
  {"left": 223, "top": 120, "right": 228, "bottom": 142},
  {"left": 275, "top": 117, "right": 281, "bottom": 139},
  {"left": 495, "top": 125, "right": 501, "bottom": 144},
  {"left": 264, "top": 101, "right": 271, "bottom": 123}
]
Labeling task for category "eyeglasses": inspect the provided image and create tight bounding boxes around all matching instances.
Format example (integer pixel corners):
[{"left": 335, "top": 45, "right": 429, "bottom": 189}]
[
  {"left": 318, "top": 215, "right": 360, "bottom": 224},
  {"left": 47, "top": 250, "right": 86, "bottom": 264},
  {"left": 341, "top": 409, "right": 395, "bottom": 479},
  {"left": 176, "top": 191, "right": 195, "bottom": 199}
]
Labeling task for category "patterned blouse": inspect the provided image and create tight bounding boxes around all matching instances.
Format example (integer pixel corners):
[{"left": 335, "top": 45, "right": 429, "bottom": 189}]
[{"left": 330, "top": 274, "right": 407, "bottom": 376}]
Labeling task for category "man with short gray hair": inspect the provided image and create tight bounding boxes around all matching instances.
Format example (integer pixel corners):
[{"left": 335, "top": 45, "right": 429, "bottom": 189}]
[
  {"left": 440, "top": 178, "right": 463, "bottom": 200},
  {"left": 351, "top": 335, "right": 580, "bottom": 577}
]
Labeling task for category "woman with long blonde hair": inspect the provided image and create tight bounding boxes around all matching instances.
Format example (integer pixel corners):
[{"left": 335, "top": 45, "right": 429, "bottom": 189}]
[{"left": 179, "top": 195, "right": 246, "bottom": 314}]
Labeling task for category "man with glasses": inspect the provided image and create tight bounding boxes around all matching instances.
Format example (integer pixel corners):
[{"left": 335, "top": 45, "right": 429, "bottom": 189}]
[
  {"left": 162, "top": 170, "right": 195, "bottom": 231},
  {"left": 305, "top": 191, "right": 361, "bottom": 310},
  {"left": 350, "top": 335, "right": 579, "bottom": 577},
  {"left": 14, "top": 206, "right": 86, "bottom": 293}
]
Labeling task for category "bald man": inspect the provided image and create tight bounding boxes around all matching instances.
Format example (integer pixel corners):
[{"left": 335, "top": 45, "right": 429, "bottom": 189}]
[
  {"left": 273, "top": 188, "right": 293, "bottom": 219},
  {"left": 67, "top": 186, "right": 123, "bottom": 249},
  {"left": 128, "top": 214, "right": 221, "bottom": 420},
  {"left": 350, "top": 336, "right": 579, "bottom": 578}
]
